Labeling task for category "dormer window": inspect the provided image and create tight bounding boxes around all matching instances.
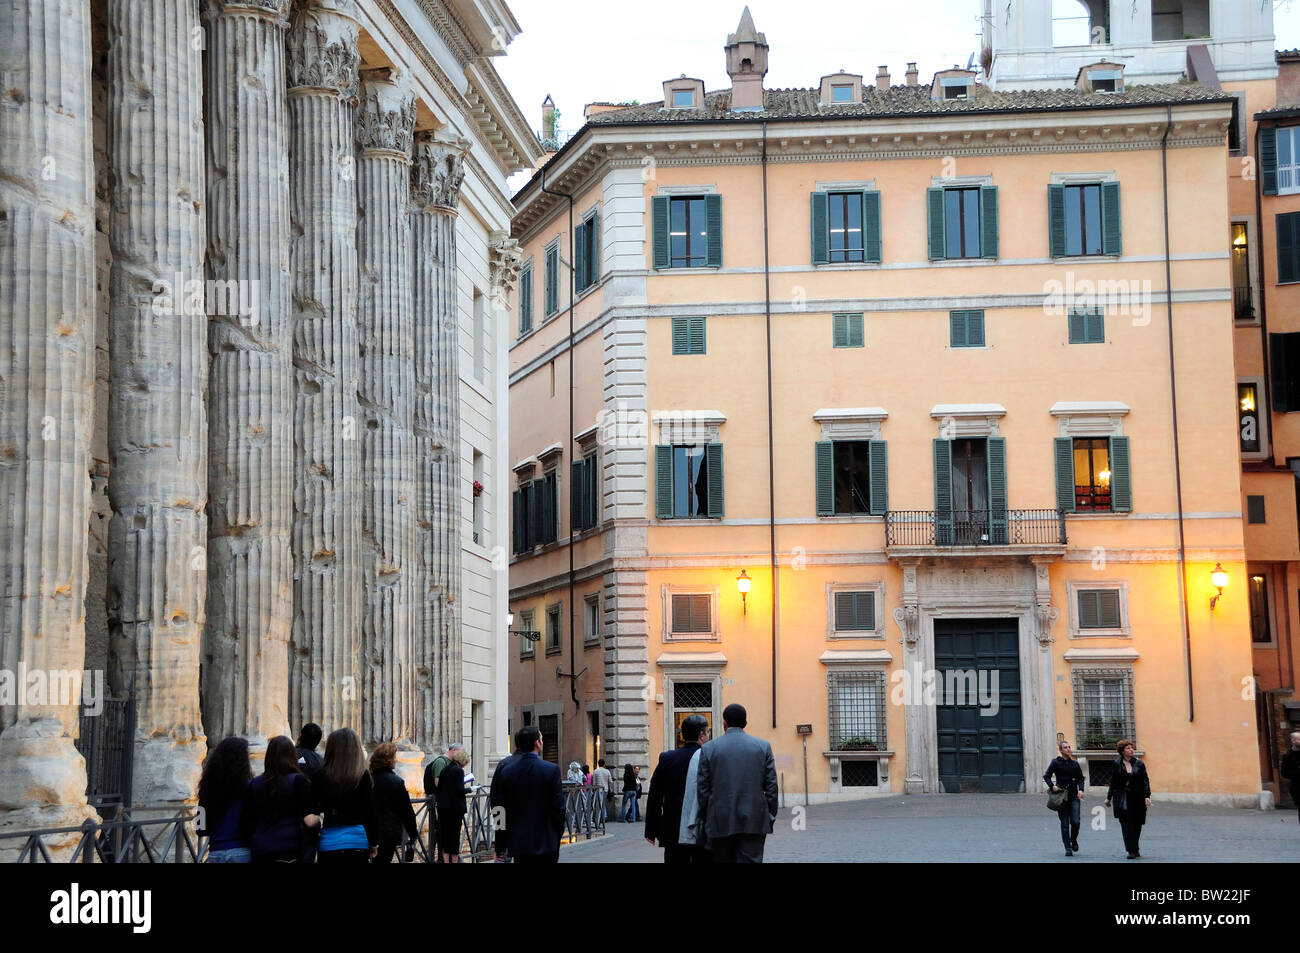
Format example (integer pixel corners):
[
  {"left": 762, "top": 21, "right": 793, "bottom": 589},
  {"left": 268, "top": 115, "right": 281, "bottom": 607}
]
[
  {"left": 931, "top": 69, "right": 976, "bottom": 102},
  {"left": 832, "top": 84, "right": 853, "bottom": 103},
  {"left": 673, "top": 89, "right": 695, "bottom": 108},
  {"left": 1076, "top": 63, "right": 1125, "bottom": 94},
  {"left": 819, "top": 72, "right": 863, "bottom": 106},
  {"left": 1091, "top": 71, "right": 1119, "bottom": 92},
  {"left": 941, "top": 78, "right": 971, "bottom": 100},
  {"left": 663, "top": 76, "right": 705, "bottom": 110}
]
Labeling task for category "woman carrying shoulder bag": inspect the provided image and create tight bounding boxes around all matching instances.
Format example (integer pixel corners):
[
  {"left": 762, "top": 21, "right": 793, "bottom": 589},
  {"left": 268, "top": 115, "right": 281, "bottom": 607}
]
[
  {"left": 1042, "top": 740, "right": 1085, "bottom": 857},
  {"left": 1104, "top": 739, "right": 1152, "bottom": 859}
]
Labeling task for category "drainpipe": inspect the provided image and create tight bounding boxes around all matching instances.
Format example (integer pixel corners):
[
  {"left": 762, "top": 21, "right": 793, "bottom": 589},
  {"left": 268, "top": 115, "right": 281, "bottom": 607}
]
[
  {"left": 1161, "top": 105, "right": 1195, "bottom": 721},
  {"left": 762, "top": 121, "right": 778, "bottom": 729},
  {"left": 539, "top": 168, "right": 579, "bottom": 713},
  {"left": 1256, "top": 122, "right": 1274, "bottom": 435}
]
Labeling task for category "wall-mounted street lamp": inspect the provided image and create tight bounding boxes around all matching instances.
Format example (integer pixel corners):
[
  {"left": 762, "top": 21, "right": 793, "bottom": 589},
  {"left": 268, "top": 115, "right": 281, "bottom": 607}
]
[
  {"left": 507, "top": 612, "right": 540, "bottom": 642},
  {"left": 1210, "top": 563, "right": 1229, "bottom": 611},
  {"left": 737, "top": 569, "right": 751, "bottom": 615}
]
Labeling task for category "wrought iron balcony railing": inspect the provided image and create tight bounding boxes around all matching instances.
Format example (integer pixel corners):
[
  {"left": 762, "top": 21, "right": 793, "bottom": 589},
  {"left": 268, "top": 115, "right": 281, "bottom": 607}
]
[{"left": 885, "top": 508, "right": 1067, "bottom": 548}]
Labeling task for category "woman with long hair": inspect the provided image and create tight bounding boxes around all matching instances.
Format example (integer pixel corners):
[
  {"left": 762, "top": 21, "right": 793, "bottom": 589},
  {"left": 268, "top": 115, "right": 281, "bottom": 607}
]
[
  {"left": 1042, "top": 740, "right": 1086, "bottom": 856},
  {"left": 435, "top": 745, "right": 470, "bottom": 863},
  {"left": 1105, "top": 739, "right": 1152, "bottom": 859},
  {"left": 621, "top": 763, "right": 641, "bottom": 823},
  {"left": 198, "top": 736, "right": 254, "bottom": 863},
  {"left": 246, "top": 735, "right": 314, "bottom": 863},
  {"left": 369, "top": 742, "right": 418, "bottom": 864},
  {"left": 311, "top": 727, "right": 378, "bottom": 864}
]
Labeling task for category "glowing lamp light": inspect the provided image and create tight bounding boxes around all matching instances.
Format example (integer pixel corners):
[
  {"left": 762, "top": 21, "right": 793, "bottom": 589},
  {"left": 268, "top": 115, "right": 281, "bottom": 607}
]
[
  {"left": 507, "top": 612, "right": 515, "bottom": 628},
  {"left": 1210, "top": 563, "right": 1229, "bottom": 610},
  {"left": 736, "top": 569, "right": 751, "bottom": 615},
  {"left": 1233, "top": 231, "right": 1248, "bottom": 248},
  {"left": 1241, "top": 391, "right": 1256, "bottom": 413}
]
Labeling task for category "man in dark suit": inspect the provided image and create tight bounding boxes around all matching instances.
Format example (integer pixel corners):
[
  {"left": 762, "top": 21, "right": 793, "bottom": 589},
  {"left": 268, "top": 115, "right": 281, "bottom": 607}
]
[
  {"left": 490, "top": 725, "right": 565, "bottom": 863},
  {"left": 696, "top": 702, "right": 778, "bottom": 863},
  {"left": 644, "top": 714, "right": 712, "bottom": 864}
]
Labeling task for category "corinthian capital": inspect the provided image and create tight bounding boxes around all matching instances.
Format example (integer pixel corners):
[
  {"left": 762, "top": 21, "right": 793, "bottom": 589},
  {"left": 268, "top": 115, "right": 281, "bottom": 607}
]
[
  {"left": 286, "top": 0, "right": 360, "bottom": 101},
  {"left": 203, "top": 0, "right": 290, "bottom": 22},
  {"left": 488, "top": 231, "right": 523, "bottom": 309},
  {"left": 411, "top": 130, "right": 471, "bottom": 211},
  {"left": 357, "top": 69, "right": 415, "bottom": 155}
]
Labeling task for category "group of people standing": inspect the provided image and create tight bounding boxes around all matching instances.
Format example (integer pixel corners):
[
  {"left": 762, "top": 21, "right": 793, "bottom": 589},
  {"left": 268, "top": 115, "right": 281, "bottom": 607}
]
[
  {"left": 197, "top": 723, "right": 473, "bottom": 863},
  {"left": 1043, "top": 738, "right": 1152, "bottom": 859}
]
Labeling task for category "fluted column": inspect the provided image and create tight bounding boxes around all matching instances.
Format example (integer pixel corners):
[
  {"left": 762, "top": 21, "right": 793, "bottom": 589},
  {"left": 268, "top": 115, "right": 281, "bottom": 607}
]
[
  {"left": 356, "top": 71, "right": 417, "bottom": 758},
  {"left": 202, "top": 0, "right": 293, "bottom": 746},
  {"left": 104, "top": 0, "right": 208, "bottom": 804},
  {"left": 0, "top": 0, "right": 99, "bottom": 846},
  {"left": 410, "top": 130, "right": 469, "bottom": 753},
  {"left": 287, "top": 0, "right": 361, "bottom": 738}
]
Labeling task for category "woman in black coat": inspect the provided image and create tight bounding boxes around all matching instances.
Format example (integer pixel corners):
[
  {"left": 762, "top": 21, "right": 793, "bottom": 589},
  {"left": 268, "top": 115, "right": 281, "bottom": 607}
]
[
  {"left": 435, "top": 747, "right": 469, "bottom": 863},
  {"left": 369, "top": 743, "right": 419, "bottom": 864},
  {"left": 1105, "top": 739, "right": 1152, "bottom": 859},
  {"left": 1042, "top": 740, "right": 1086, "bottom": 856}
]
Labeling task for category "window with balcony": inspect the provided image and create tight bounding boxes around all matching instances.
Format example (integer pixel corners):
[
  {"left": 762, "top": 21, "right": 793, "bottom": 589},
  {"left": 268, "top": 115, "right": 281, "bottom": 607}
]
[
  {"left": 655, "top": 444, "right": 724, "bottom": 518},
  {"left": 652, "top": 194, "right": 722, "bottom": 269},
  {"left": 1231, "top": 223, "right": 1254, "bottom": 320}
]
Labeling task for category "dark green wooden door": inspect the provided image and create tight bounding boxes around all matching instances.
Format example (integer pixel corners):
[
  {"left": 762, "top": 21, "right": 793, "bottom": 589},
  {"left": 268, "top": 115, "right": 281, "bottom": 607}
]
[{"left": 934, "top": 618, "right": 1023, "bottom": 792}]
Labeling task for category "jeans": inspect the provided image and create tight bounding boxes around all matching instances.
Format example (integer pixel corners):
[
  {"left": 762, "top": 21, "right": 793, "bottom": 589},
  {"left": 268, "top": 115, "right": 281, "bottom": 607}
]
[
  {"left": 621, "top": 790, "right": 640, "bottom": 822},
  {"left": 207, "top": 847, "right": 251, "bottom": 863},
  {"left": 1056, "top": 798, "right": 1081, "bottom": 849}
]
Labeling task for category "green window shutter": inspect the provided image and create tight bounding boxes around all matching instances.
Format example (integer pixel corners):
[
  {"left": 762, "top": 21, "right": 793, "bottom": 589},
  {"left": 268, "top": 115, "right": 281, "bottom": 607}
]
[
  {"left": 705, "top": 194, "right": 722, "bottom": 267},
  {"left": 1087, "top": 311, "right": 1104, "bottom": 342},
  {"left": 1097, "top": 590, "right": 1121, "bottom": 628},
  {"left": 1262, "top": 127, "right": 1278, "bottom": 197},
  {"left": 519, "top": 267, "right": 532, "bottom": 333},
  {"left": 934, "top": 439, "right": 953, "bottom": 545},
  {"left": 1279, "top": 213, "right": 1299, "bottom": 285},
  {"left": 689, "top": 316, "right": 705, "bottom": 354},
  {"left": 815, "top": 441, "right": 835, "bottom": 516},
  {"left": 863, "top": 190, "right": 882, "bottom": 263},
  {"left": 1078, "top": 590, "right": 1100, "bottom": 628},
  {"left": 987, "top": 437, "right": 1008, "bottom": 544},
  {"left": 927, "top": 187, "right": 946, "bottom": 260},
  {"left": 868, "top": 439, "right": 888, "bottom": 516},
  {"left": 832, "top": 314, "right": 847, "bottom": 348},
  {"left": 1054, "top": 437, "right": 1076, "bottom": 514},
  {"left": 655, "top": 446, "right": 673, "bottom": 518},
  {"left": 590, "top": 209, "right": 600, "bottom": 283},
  {"left": 570, "top": 460, "right": 585, "bottom": 531},
  {"left": 811, "top": 192, "right": 829, "bottom": 264},
  {"left": 545, "top": 247, "right": 558, "bottom": 314},
  {"left": 672, "top": 316, "right": 688, "bottom": 354},
  {"left": 705, "top": 442, "right": 724, "bottom": 517},
  {"left": 525, "top": 480, "right": 539, "bottom": 546},
  {"left": 968, "top": 310, "right": 985, "bottom": 346},
  {"left": 512, "top": 488, "right": 525, "bottom": 553},
  {"left": 834, "top": 591, "right": 875, "bottom": 631},
  {"left": 1100, "top": 181, "right": 1121, "bottom": 256},
  {"left": 574, "top": 221, "right": 588, "bottom": 292},
  {"left": 847, "top": 314, "right": 863, "bottom": 347},
  {"left": 586, "top": 455, "right": 600, "bottom": 528},
  {"left": 1068, "top": 312, "right": 1084, "bottom": 343},
  {"left": 1108, "top": 436, "right": 1131, "bottom": 513},
  {"left": 950, "top": 310, "right": 965, "bottom": 347},
  {"left": 652, "top": 195, "right": 670, "bottom": 269},
  {"left": 1048, "top": 184, "right": 1067, "bottom": 258},
  {"left": 980, "top": 185, "right": 998, "bottom": 259}
]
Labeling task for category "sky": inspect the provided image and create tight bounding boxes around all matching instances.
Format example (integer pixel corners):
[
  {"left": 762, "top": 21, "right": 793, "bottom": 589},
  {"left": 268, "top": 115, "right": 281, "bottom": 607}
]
[{"left": 496, "top": 0, "right": 1300, "bottom": 144}]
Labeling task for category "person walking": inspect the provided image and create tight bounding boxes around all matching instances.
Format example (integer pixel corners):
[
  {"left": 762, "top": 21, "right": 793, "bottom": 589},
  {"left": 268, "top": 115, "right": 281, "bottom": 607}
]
[
  {"left": 1280, "top": 731, "right": 1300, "bottom": 824},
  {"left": 311, "top": 727, "right": 378, "bottom": 865},
  {"left": 1043, "top": 740, "right": 1086, "bottom": 856},
  {"left": 490, "top": 726, "right": 565, "bottom": 864},
  {"left": 591, "top": 759, "right": 613, "bottom": 821},
  {"left": 198, "top": 736, "right": 254, "bottom": 863},
  {"left": 696, "top": 703, "right": 778, "bottom": 863},
  {"left": 246, "top": 735, "right": 314, "bottom": 863},
  {"left": 488, "top": 742, "right": 522, "bottom": 861},
  {"left": 621, "top": 763, "right": 642, "bottom": 823},
  {"left": 370, "top": 742, "right": 418, "bottom": 864},
  {"left": 644, "top": 714, "right": 712, "bottom": 863},
  {"left": 1105, "top": 739, "right": 1152, "bottom": 859},
  {"left": 436, "top": 745, "right": 471, "bottom": 863}
]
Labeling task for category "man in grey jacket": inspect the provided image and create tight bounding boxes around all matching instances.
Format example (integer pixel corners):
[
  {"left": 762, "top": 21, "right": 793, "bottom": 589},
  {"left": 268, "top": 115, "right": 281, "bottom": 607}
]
[{"left": 696, "top": 702, "right": 779, "bottom": 863}]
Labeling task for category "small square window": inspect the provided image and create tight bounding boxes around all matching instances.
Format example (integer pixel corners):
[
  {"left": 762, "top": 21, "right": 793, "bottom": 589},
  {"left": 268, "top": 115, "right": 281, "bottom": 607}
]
[
  {"left": 671, "top": 316, "right": 706, "bottom": 355},
  {"left": 1078, "top": 589, "right": 1121, "bottom": 629},
  {"left": 832, "top": 313, "right": 864, "bottom": 348},
  {"left": 672, "top": 89, "right": 694, "bottom": 108},
  {"left": 664, "top": 588, "right": 719, "bottom": 642},
  {"left": 831, "top": 84, "right": 853, "bottom": 103},
  {"left": 834, "top": 591, "right": 875, "bottom": 631},
  {"left": 949, "top": 309, "right": 985, "bottom": 348},
  {"left": 1068, "top": 310, "right": 1104, "bottom": 344}
]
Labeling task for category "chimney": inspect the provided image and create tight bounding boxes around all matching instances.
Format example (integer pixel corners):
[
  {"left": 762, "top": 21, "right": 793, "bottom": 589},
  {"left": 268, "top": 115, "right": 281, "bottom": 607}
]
[
  {"left": 906, "top": 62, "right": 919, "bottom": 86},
  {"left": 876, "top": 65, "right": 890, "bottom": 90},
  {"left": 725, "top": 6, "right": 768, "bottom": 110},
  {"left": 541, "top": 94, "right": 556, "bottom": 142}
]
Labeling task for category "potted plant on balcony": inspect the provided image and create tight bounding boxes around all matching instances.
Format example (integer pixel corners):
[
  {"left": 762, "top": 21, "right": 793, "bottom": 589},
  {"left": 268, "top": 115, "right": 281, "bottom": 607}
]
[
  {"left": 837, "top": 735, "right": 878, "bottom": 751},
  {"left": 473, "top": 480, "right": 483, "bottom": 497}
]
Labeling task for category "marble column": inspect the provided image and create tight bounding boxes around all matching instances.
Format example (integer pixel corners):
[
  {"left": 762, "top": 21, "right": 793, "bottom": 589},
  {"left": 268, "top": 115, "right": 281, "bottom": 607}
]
[
  {"left": 0, "top": 0, "right": 99, "bottom": 846},
  {"left": 103, "top": 0, "right": 208, "bottom": 805},
  {"left": 356, "top": 70, "right": 417, "bottom": 762},
  {"left": 410, "top": 130, "right": 470, "bottom": 754},
  {"left": 202, "top": 0, "right": 294, "bottom": 746},
  {"left": 287, "top": 0, "right": 362, "bottom": 738}
]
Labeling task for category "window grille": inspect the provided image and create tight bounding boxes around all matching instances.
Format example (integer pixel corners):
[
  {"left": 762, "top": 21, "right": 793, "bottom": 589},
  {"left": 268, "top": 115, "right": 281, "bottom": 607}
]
[
  {"left": 1072, "top": 668, "right": 1135, "bottom": 751},
  {"left": 827, "top": 671, "right": 886, "bottom": 750}
]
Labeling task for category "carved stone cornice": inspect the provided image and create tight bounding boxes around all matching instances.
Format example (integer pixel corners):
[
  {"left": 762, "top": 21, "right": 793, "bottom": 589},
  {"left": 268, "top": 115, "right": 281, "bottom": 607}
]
[
  {"left": 488, "top": 231, "right": 523, "bottom": 310},
  {"left": 357, "top": 69, "right": 415, "bottom": 156},
  {"left": 203, "top": 0, "right": 290, "bottom": 22},
  {"left": 286, "top": 1, "right": 360, "bottom": 102},
  {"left": 411, "top": 131, "right": 471, "bottom": 211}
]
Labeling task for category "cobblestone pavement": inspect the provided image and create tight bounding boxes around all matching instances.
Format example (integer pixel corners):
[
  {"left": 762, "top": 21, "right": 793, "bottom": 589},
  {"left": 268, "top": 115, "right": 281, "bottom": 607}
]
[{"left": 561, "top": 795, "right": 1300, "bottom": 863}]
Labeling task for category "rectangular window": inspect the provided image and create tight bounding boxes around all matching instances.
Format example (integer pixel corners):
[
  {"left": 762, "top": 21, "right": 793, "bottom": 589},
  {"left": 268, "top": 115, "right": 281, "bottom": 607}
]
[
  {"left": 519, "top": 263, "right": 533, "bottom": 335},
  {"left": 544, "top": 243, "right": 559, "bottom": 315},
  {"left": 833, "top": 590, "right": 876, "bottom": 631},
  {"left": 585, "top": 595, "right": 601, "bottom": 645},
  {"left": 670, "top": 593, "right": 711, "bottom": 634},
  {"left": 570, "top": 453, "right": 599, "bottom": 532},
  {"left": 1063, "top": 183, "right": 1102, "bottom": 257},
  {"left": 575, "top": 211, "right": 600, "bottom": 294},
  {"left": 1090, "top": 72, "right": 1118, "bottom": 93},
  {"left": 519, "top": 610, "right": 535, "bottom": 658},
  {"left": 472, "top": 289, "right": 486, "bottom": 383},
  {"left": 833, "top": 441, "right": 874, "bottom": 514},
  {"left": 842, "top": 761, "right": 878, "bottom": 786},
  {"left": 1249, "top": 572, "right": 1271, "bottom": 643},
  {"left": 943, "top": 188, "right": 981, "bottom": 258},
  {"left": 828, "top": 191, "right": 865, "bottom": 262},
  {"left": 827, "top": 671, "right": 886, "bottom": 751},
  {"left": 831, "top": 84, "right": 852, "bottom": 103},
  {"left": 472, "top": 451, "right": 484, "bottom": 545},
  {"left": 1271, "top": 332, "right": 1300, "bottom": 411},
  {"left": 512, "top": 483, "right": 532, "bottom": 554},
  {"left": 1240, "top": 382, "right": 1262, "bottom": 454},
  {"left": 832, "top": 313, "right": 864, "bottom": 348},
  {"left": 949, "top": 309, "right": 985, "bottom": 348},
  {"left": 672, "top": 89, "right": 694, "bottom": 107},
  {"left": 1231, "top": 224, "right": 1253, "bottom": 320},
  {"left": 1068, "top": 310, "right": 1104, "bottom": 344},
  {"left": 1278, "top": 211, "right": 1300, "bottom": 284},
  {"left": 517, "top": 472, "right": 558, "bottom": 551},
  {"left": 1278, "top": 127, "right": 1300, "bottom": 195},
  {"left": 671, "top": 316, "right": 706, "bottom": 355},
  {"left": 1072, "top": 669, "right": 1135, "bottom": 751},
  {"left": 672, "top": 681, "right": 713, "bottom": 747},
  {"left": 941, "top": 79, "right": 970, "bottom": 99},
  {"left": 1077, "top": 588, "right": 1122, "bottom": 629},
  {"left": 671, "top": 446, "right": 719, "bottom": 517},
  {"left": 538, "top": 713, "right": 559, "bottom": 764},
  {"left": 1247, "top": 495, "right": 1266, "bottom": 524},
  {"left": 670, "top": 197, "right": 708, "bottom": 268},
  {"left": 1072, "top": 437, "right": 1112, "bottom": 512},
  {"left": 546, "top": 604, "right": 561, "bottom": 654}
]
